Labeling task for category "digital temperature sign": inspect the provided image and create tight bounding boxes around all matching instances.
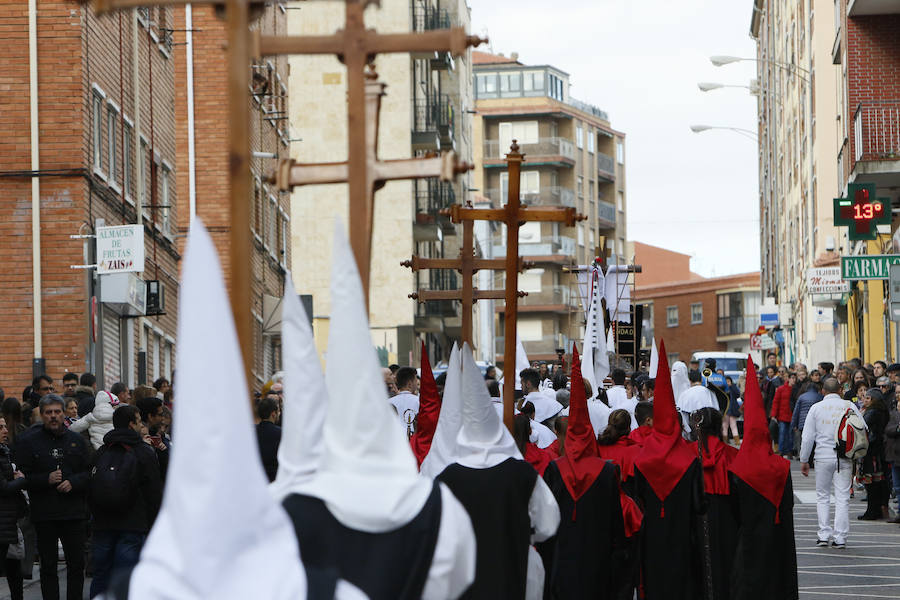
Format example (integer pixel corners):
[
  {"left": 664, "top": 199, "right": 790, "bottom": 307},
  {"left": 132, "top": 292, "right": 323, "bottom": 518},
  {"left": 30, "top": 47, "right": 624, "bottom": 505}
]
[{"left": 833, "top": 183, "right": 891, "bottom": 241}]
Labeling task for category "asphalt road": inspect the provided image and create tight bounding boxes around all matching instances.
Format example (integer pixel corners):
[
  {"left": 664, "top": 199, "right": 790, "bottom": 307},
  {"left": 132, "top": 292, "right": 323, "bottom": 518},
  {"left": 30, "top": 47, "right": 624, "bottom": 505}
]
[{"left": 0, "top": 461, "right": 896, "bottom": 599}]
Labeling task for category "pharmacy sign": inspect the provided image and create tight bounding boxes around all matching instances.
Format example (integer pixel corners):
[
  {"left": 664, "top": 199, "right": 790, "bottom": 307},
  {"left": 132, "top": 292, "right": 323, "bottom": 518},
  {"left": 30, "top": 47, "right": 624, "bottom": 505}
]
[{"left": 841, "top": 255, "right": 900, "bottom": 281}]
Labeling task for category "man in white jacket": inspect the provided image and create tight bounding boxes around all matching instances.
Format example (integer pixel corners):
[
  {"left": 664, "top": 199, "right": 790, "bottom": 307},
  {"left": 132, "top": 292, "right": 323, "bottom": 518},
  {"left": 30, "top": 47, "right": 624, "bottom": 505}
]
[{"left": 799, "top": 377, "right": 865, "bottom": 549}]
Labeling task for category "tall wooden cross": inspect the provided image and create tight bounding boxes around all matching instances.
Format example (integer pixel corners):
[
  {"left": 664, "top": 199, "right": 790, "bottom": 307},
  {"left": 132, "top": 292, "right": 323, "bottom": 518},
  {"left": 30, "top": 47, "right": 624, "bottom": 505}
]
[
  {"left": 401, "top": 201, "right": 532, "bottom": 349},
  {"left": 255, "top": 1, "right": 486, "bottom": 303},
  {"left": 273, "top": 67, "right": 473, "bottom": 311},
  {"left": 448, "top": 142, "right": 586, "bottom": 432}
]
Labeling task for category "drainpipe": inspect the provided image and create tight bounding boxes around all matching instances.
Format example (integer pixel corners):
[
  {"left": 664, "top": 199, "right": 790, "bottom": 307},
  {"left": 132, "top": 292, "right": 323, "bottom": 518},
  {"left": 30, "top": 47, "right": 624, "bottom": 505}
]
[
  {"left": 133, "top": 10, "right": 142, "bottom": 225},
  {"left": 186, "top": 4, "right": 197, "bottom": 225},
  {"left": 28, "top": 0, "right": 42, "bottom": 371}
]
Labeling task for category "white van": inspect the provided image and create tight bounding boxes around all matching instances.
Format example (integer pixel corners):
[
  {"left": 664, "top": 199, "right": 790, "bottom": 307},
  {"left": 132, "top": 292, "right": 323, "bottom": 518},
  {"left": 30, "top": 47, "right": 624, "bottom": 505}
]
[{"left": 690, "top": 351, "right": 748, "bottom": 383}]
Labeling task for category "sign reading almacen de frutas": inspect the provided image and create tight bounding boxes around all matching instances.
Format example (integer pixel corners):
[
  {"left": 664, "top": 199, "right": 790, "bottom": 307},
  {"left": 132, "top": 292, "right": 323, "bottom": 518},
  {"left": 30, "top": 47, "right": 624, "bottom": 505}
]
[
  {"left": 807, "top": 267, "right": 850, "bottom": 294},
  {"left": 841, "top": 255, "right": 900, "bottom": 281},
  {"left": 96, "top": 225, "right": 145, "bottom": 275}
]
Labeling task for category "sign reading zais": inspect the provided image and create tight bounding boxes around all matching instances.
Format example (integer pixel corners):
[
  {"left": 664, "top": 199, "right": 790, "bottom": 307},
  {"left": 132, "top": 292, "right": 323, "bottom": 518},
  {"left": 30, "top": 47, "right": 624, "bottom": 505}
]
[
  {"left": 841, "top": 255, "right": 900, "bottom": 281},
  {"left": 96, "top": 225, "right": 145, "bottom": 275}
]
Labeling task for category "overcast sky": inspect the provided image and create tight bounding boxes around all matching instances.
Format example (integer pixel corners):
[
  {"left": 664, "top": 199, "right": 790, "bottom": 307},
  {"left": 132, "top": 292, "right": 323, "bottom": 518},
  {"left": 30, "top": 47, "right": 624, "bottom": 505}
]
[{"left": 468, "top": 0, "right": 761, "bottom": 277}]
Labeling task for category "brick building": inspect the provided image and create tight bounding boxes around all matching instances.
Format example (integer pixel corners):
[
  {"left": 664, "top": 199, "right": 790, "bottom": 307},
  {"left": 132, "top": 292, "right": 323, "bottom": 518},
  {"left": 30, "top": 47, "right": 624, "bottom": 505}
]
[
  {"left": 633, "top": 242, "right": 760, "bottom": 364},
  {"left": 173, "top": 5, "right": 291, "bottom": 389},
  {"left": 0, "top": 3, "right": 180, "bottom": 390}
]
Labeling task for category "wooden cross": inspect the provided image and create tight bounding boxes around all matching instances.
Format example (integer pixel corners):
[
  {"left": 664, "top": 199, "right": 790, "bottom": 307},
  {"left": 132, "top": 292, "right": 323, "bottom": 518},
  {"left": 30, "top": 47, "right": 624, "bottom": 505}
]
[
  {"left": 254, "top": 1, "right": 486, "bottom": 304},
  {"left": 401, "top": 202, "right": 532, "bottom": 349},
  {"left": 448, "top": 142, "right": 586, "bottom": 432},
  {"left": 272, "top": 67, "right": 473, "bottom": 310}
]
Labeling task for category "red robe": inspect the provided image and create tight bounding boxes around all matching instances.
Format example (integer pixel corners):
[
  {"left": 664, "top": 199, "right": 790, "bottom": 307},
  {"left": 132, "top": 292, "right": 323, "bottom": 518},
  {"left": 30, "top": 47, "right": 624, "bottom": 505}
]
[
  {"left": 524, "top": 442, "right": 553, "bottom": 476},
  {"left": 627, "top": 425, "right": 653, "bottom": 447},
  {"left": 701, "top": 436, "right": 738, "bottom": 495},
  {"left": 597, "top": 436, "right": 641, "bottom": 480}
]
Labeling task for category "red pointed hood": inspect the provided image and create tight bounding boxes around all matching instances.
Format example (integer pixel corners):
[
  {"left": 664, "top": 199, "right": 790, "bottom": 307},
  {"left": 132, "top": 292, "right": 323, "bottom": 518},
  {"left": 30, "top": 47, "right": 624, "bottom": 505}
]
[
  {"left": 729, "top": 357, "right": 790, "bottom": 520},
  {"left": 556, "top": 344, "right": 608, "bottom": 504},
  {"left": 634, "top": 341, "right": 697, "bottom": 506},
  {"left": 410, "top": 342, "right": 440, "bottom": 468}
]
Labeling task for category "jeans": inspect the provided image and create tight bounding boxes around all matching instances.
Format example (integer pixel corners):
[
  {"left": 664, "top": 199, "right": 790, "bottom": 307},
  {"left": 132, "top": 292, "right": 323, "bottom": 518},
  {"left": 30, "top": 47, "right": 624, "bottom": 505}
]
[
  {"left": 89, "top": 531, "right": 146, "bottom": 599},
  {"left": 815, "top": 458, "right": 852, "bottom": 544},
  {"left": 892, "top": 464, "right": 900, "bottom": 511},
  {"left": 778, "top": 421, "right": 793, "bottom": 455},
  {"left": 34, "top": 519, "right": 86, "bottom": 600}
]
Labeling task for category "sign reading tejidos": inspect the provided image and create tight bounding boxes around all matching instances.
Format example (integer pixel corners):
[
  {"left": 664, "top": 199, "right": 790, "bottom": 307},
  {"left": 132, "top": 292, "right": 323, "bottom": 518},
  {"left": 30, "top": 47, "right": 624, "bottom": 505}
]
[{"left": 807, "top": 267, "right": 850, "bottom": 294}]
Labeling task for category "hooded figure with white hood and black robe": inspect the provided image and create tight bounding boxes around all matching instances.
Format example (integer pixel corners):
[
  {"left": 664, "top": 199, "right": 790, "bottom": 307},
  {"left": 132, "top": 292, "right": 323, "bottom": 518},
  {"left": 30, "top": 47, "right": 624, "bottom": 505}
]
[
  {"left": 633, "top": 342, "right": 705, "bottom": 600},
  {"left": 103, "top": 221, "right": 308, "bottom": 600},
  {"left": 727, "top": 359, "right": 797, "bottom": 600},
  {"left": 280, "top": 223, "right": 476, "bottom": 600},
  {"left": 436, "top": 345, "right": 560, "bottom": 599},
  {"left": 540, "top": 345, "right": 626, "bottom": 600},
  {"left": 420, "top": 344, "right": 462, "bottom": 478}
]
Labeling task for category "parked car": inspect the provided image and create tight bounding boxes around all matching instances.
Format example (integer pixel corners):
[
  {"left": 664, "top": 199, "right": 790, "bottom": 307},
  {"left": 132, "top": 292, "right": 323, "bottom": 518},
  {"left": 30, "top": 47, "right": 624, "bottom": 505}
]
[{"left": 690, "top": 351, "right": 748, "bottom": 382}]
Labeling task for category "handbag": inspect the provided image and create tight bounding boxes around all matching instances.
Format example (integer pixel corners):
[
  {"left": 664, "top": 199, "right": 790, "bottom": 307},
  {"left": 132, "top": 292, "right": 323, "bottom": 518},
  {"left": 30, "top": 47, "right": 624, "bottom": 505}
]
[{"left": 6, "top": 526, "right": 23, "bottom": 561}]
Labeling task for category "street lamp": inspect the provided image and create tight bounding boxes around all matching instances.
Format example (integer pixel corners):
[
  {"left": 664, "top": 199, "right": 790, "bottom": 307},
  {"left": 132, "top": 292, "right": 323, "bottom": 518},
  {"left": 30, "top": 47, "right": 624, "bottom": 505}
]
[
  {"left": 690, "top": 124, "right": 758, "bottom": 141},
  {"left": 698, "top": 81, "right": 759, "bottom": 94},
  {"left": 710, "top": 55, "right": 810, "bottom": 81}
]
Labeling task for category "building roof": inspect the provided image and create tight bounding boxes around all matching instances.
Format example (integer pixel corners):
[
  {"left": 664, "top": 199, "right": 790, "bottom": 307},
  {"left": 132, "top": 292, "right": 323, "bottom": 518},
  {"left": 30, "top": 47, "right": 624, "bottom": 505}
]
[
  {"left": 635, "top": 271, "right": 760, "bottom": 299},
  {"left": 472, "top": 51, "right": 520, "bottom": 65}
]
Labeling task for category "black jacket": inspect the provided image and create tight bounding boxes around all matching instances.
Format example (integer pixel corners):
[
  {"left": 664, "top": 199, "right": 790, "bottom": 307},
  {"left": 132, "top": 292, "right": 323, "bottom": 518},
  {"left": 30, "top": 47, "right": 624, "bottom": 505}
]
[
  {"left": 885, "top": 409, "right": 900, "bottom": 463},
  {"left": 255, "top": 421, "right": 281, "bottom": 483},
  {"left": 0, "top": 445, "right": 26, "bottom": 545},
  {"left": 14, "top": 425, "right": 91, "bottom": 522},
  {"left": 75, "top": 386, "right": 96, "bottom": 418},
  {"left": 90, "top": 428, "right": 162, "bottom": 533}
]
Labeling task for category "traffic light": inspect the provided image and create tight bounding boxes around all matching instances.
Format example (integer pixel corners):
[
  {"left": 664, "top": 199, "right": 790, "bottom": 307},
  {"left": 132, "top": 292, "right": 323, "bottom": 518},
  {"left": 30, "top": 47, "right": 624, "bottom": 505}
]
[{"left": 833, "top": 183, "right": 891, "bottom": 241}]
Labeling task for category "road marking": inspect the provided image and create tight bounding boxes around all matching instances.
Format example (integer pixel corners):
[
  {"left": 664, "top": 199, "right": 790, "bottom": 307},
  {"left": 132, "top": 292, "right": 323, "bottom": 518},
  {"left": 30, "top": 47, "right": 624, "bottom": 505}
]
[
  {"left": 798, "top": 571, "right": 900, "bottom": 580},
  {"left": 799, "top": 592, "right": 900, "bottom": 598},
  {"left": 796, "top": 551, "right": 900, "bottom": 560},
  {"left": 799, "top": 563, "right": 900, "bottom": 569}
]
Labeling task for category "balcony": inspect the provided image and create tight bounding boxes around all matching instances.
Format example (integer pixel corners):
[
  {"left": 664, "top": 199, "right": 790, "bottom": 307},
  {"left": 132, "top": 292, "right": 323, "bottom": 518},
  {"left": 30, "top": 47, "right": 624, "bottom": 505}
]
[
  {"left": 597, "top": 200, "right": 616, "bottom": 228},
  {"left": 410, "top": 6, "right": 454, "bottom": 69},
  {"left": 415, "top": 180, "right": 457, "bottom": 236},
  {"left": 495, "top": 285, "right": 577, "bottom": 314},
  {"left": 483, "top": 137, "right": 576, "bottom": 166},
  {"left": 412, "top": 95, "right": 455, "bottom": 152},
  {"left": 483, "top": 186, "right": 575, "bottom": 208},
  {"left": 414, "top": 270, "right": 460, "bottom": 333},
  {"left": 492, "top": 235, "right": 576, "bottom": 260},
  {"left": 597, "top": 152, "right": 616, "bottom": 181},
  {"left": 495, "top": 335, "right": 572, "bottom": 362},
  {"left": 717, "top": 315, "right": 759, "bottom": 339},
  {"left": 851, "top": 101, "right": 900, "bottom": 187}
]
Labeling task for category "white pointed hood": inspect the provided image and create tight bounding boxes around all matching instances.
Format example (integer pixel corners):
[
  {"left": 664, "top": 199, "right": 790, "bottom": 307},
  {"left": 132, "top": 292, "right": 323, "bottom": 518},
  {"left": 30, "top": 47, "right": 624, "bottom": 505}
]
[
  {"left": 514, "top": 335, "right": 530, "bottom": 390},
  {"left": 671, "top": 361, "right": 691, "bottom": 404},
  {"left": 269, "top": 272, "right": 326, "bottom": 502},
  {"left": 128, "top": 220, "right": 305, "bottom": 599},
  {"left": 308, "top": 221, "right": 433, "bottom": 533},
  {"left": 649, "top": 337, "right": 659, "bottom": 379},
  {"left": 419, "top": 343, "right": 462, "bottom": 478},
  {"left": 455, "top": 344, "right": 522, "bottom": 469}
]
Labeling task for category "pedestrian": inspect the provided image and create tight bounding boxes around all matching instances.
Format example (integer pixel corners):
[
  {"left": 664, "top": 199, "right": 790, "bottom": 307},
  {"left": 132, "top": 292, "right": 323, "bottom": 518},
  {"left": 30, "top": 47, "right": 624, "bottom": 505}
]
[
  {"left": 627, "top": 401, "right": 654, "bottom": 446},
  {"left": 676, "top": 369, "right": 718, "bottom": 437},
  {"left": 88, "top": 404, "right": 162, "bottom": 598},
  {"left": 136, "top": 396, "right": 169, "bottom": 481},
  {"left": 885, "top": 395, "right": 900, "bottom": 522},
  {"left": 606, "top": 369, "right": 637, "bottom": 429},
  {"left": 692, "top": 407, "right": 738, "bottom": 600},
  {"left": 723, "top": 376, "right": 742, "bottom": 443},
  {"left": 633, "top": 344, "right": 704, "bottom": 600},
  {"left": 436, "top": 349, "right": 559, "bottom": 600},
  {"left": 540, "top": 348, "right": 626, "bottom": 600},
  {"left": 74, "top": 373, "right": 96, "bottom": 418},
  {"left": 520, "top": 368, "right": 563, "bottom": 425},
  {"left": 0, "top": 416, "right": 26, "bottom": 600},
  {"left": 791, "top": 381, "right": 823, "bottom": 460},
  {"left": 254, "top": 396, "right": 281, "bottom": 483},
  {"left": 857, "top": 388, "right": 890, "bottom": 520},
  {"left": 409, "top": 346, "right": 441, "bottom": 469},
  {"left": 878, "top": 376, "right": 896, "bottom": 411},
  {"left": 109, "top": 382, "right": 131, "bottom": 406},
  {"left": 521, "top": 401, "right": 556, "bottom": 450},
  {"left": 391, "top": 366, "right": 420, "bottom": 438},
  {"left": 771, "top": 372, "right": 795, "bottom": 457},
  {"left": 69, "top": 390, "right": 118, "bottom": 450},
  {"left": 597, "top": 409, "right": 641, "bottom": 493},
  {"left": 728, "top": 360, "right": 797, "bottom": 599},
  {"left": 514, "top": 415, "right": 554, "bottom": 476},
  {"left": 0, "top": 400, "right": 25, "bottom": 448},
  {"left": 60, "top": 374, "right": 78, "bottom": 400},
  {"left": 14, "top": 394, "right": 91, "bottom": 600},
  {"left": 799, "top": 377, "right": 864, "bottom": 548},
  {"left": 63, "top": 399, "right": 78, "bottom": 428}
]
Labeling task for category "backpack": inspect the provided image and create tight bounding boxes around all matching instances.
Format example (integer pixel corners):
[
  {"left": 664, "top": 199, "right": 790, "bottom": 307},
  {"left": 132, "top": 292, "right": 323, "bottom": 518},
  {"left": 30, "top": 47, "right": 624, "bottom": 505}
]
[
  {"left": 90, "top": 443, "right": 139, "bottom": 511},
  {"left": 834, "top": 406, "right": 869, "bottom": 461}
]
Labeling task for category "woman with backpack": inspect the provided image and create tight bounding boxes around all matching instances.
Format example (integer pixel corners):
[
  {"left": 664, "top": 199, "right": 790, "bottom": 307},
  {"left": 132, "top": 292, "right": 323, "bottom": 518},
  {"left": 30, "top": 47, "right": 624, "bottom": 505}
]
[{"left": 858, "top": 389, "right": 890, "bottom": 520}]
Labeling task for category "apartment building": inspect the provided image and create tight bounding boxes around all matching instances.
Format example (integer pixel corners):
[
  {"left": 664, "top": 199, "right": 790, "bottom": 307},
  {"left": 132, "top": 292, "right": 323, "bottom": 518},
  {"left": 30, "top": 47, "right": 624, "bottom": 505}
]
[
  {"left": 751, "top": 0, "right": 844, "bottom": 365},
  {"left": 0, "top": 3, "right": 180, "bottom": 388},
  {"left": 288, "top": 0, "right": 476, "bottom": 366},
  {"left": 173, "top": 5, "right": 292, "bottom": 389},
  {"left": 470, "top": 51, "right": 628, "bottom": 364}
]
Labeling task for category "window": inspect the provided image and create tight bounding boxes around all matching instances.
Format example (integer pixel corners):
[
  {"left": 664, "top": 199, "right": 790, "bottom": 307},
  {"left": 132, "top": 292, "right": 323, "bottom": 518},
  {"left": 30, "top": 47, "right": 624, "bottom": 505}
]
[
  {"left": 522, "top": 71, "right": 544, "bottom": 92},
  {"left": 500, "top": 170, "right": 539, "bottom": 201},
  {"left": 616, "top": 140, "right": 624, "bottom": 164},
  {"left": 267, "top": 196, "right": 277, "bottom": 253},
  {"left": 576, "top": 125, "right": 584, "bottom": 149},
  {"left": 107, "top": 103, "right": 119, "bottom": 187},
  {"left": 498, "top": 121, "right": 538, "bottom": 156},
  {"left": 617, "top": 191, "right": 625, "bottom": 211},
  {"left": 519, "top": 269, "right": 543, "bottom": 293},
  {"left": 92, "top": 91, "right": 104, "bottom": 175},
  {"left": 280, "top": 208, "right": 289, "bottom": 265},
  {"left": 152, "top": 332, "right": 160, "bottom": 381},
  {"left": 718, "top": 292, "right": 751, "bottom": 336},
  {"left": 160, "top": 163, "right": 171, "bottom": 235},
  {"left": 499, "top": 72, "right": 521, "bottom": 94},
  {"left": 518, "top": 318, "right": 543, "bottom": 341},
  {"left": 253, "top": 178, "right": 262, "bottom": 237},
  {"left": 588, "top": 180, "right": 595, "bottom": 201},
  {"left": 691, "top": 303, "right": 703, "bottom": 324},
  {"left": 588, "top": 130, "right": 595, "bottom": 153},
  {"left": 577, "top": 226, "right": 584, "bottom": 246},
  {"left": 123, "top": 121, "right": 134, "bottom": 198},
  {"left": 667, "top": 306, "right": 679, "bottom": 327},
  {"left": 577, "top": 176, "right": 583, "bottom": 198},
  {"left": 139, "top": 138, "right": 148, "bottom": 215}
]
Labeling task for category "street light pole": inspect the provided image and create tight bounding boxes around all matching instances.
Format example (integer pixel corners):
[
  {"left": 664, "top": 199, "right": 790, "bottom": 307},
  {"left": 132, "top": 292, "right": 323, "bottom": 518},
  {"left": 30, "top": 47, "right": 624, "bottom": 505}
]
[
  {"left": 710, "top": 55, "right": 810, "bottom": 82},
  {"left": 689, "top": 124, "right": 759, "bottom": 142}
]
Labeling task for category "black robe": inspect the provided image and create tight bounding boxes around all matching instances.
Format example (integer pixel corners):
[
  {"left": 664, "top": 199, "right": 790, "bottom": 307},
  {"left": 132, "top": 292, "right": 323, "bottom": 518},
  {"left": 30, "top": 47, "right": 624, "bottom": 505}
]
[
  {"left": 540, "top": 460, "right": 625, "bottom": 600},
  {"left": 706, "top": 493, "right": 738, "bottom": 600},
  {"left": 437, "top": 458, "right": 538, "bottom": 600},
  {"left": 729, "top": 475, "right": 798, "bottom": 600},
  {"left": 633, "top": 460, "right": 704, "bottom": 600},
  {"left": 282, "top": 483, "right": 442, "bottom": 600}
]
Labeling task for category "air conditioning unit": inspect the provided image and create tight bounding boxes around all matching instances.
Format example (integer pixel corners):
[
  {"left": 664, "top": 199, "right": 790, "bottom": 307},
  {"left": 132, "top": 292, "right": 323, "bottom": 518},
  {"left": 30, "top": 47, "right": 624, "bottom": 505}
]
[{"left": 146, "top": 280, "right": 165, "bottom": 315}]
